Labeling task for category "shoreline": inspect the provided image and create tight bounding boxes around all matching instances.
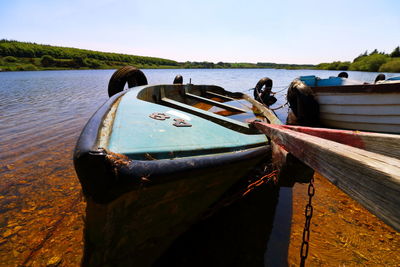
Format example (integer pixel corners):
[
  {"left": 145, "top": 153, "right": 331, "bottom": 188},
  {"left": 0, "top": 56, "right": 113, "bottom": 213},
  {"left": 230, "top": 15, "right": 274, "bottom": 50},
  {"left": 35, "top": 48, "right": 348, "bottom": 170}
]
[
  {"left": 0, "top": 65, "right": 316, "bottom": 72},
  {"left": 1, "top": 66, "right": 399, "bottom": 74}
]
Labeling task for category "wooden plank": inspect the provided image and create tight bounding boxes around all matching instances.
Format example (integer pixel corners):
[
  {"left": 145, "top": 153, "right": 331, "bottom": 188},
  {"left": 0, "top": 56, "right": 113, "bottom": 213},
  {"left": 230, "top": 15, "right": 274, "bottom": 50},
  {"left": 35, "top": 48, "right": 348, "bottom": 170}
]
[
  {"left": 254, "top": 122, "right": 400, "bottom": 231},
  {"left": 160, "top": 97, "right": 256, "bottom": 134},
  {"left": 278, "top": 125, "right": 400, "bottom": 160},
  {"left": 205, "top": 91, "right": 237, "bottom": 101},
  {"left": 185, "top": 92, "right": 247, "bottom": 113}
]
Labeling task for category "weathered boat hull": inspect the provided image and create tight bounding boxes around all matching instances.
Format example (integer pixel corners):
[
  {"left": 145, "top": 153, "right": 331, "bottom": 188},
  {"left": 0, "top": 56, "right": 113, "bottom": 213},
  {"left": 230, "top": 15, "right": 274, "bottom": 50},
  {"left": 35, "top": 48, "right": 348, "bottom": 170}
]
[
  {"left": 314, "top": 85, "right": 400, "bottom": 134},
  {"left": 74, "top": 69, "right": 280, "bottom": 265},
  {"left": 82, "top": 147, "right": 269, "bottom": 266},
  {"left": 288, "top": 75, "right": 400, "bottom": 134},
  {"left": 282, "top": 75, "right": 400, "bottom": 230}
]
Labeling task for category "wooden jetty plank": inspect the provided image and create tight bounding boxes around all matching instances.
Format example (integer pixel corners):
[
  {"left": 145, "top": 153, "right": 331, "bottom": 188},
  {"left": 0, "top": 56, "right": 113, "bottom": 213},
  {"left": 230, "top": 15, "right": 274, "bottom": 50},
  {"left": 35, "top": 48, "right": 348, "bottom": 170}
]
[
  {"left": 279, "top": 125, "right": 400, "bottom": 160},
  {"left": 254, "top": 122, "right": 400, "bottom": 231}
]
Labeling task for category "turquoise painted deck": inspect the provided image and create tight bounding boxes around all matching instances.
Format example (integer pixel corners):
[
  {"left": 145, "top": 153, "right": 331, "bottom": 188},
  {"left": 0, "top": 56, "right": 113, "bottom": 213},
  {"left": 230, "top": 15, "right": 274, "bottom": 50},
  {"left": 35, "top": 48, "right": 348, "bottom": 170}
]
[
  {"left": 299, "top": 75, "right": 363, "bottom": 87},
  {"left": 108, "top": 89, "right": 267, "bottom": 160}
]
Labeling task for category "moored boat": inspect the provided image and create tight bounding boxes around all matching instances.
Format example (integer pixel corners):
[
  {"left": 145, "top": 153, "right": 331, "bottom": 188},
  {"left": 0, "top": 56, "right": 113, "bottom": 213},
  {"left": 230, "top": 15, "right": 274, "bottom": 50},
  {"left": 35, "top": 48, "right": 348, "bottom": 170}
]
[
  {"left": 277, "top": 73, "right": 400, "bottom": 231},
  {"left": 287, "top": 73, "right": 400, "bottom": 134},
  {"left": 73, "top": 66, "right": 281, "bottom": 266}
]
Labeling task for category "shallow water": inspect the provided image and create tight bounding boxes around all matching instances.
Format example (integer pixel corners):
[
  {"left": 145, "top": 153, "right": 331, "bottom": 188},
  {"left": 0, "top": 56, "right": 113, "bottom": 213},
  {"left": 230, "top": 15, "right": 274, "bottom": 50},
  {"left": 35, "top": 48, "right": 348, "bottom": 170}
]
[{"left": 0, "top": 68, "right": 399, "bottom": 266}]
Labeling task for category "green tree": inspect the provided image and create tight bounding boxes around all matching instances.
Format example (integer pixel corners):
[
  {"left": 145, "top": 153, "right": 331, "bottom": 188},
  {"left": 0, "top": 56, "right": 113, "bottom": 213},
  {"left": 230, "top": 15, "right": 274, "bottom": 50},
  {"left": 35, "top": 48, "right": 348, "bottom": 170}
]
[
  {"left": 390, "top": 46, "right": 400, "bottom": 57},
  {"left": 369, "top": 49, "right": 379, "bottom": 55},
  {"left": 379, "top": 58, "right": 400, "bottom": 72},
  {"left": 72, "top": 56, "right": 87, "bottom": 68},
  {"left": 3, "top": 56, "right": 17, "bottom": 62},
  {"left": 337, "top": 61, "right": 350, "bottom": 70},
  {"left": 40, "top": 55, "right": 56, "bottom": 67},
  {"left": 349, "top": 54, "right": 389, "bottom": 72},
  {"left": 353, "top": 51, "right": 368, "bottom": 62},
  {"left": 85, "top": 58, "right": 102, "bottom": 68}
]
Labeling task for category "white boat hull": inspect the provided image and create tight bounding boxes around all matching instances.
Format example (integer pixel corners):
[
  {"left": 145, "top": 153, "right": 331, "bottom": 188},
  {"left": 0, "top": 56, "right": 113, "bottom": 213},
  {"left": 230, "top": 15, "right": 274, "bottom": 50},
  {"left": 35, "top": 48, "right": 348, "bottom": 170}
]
[{"left": 314, "top": 89, "right": 400, "bottom": 134}]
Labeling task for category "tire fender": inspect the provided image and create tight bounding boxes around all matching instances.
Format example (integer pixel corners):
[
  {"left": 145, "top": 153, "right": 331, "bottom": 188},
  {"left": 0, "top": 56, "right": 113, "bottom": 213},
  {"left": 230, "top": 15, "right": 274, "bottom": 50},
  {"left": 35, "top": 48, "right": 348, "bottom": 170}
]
[
  {"left": 173, "top": 75, "right": 183, "bottom": 84},
  {"left": 254, "top": 77, "right": 277, "bottom": 106},
  {"left": 287, "top": 80, "right": 319, "bottom": 126},
  {"left": 108, "top": 66, "right": 148, "bottom": 97}
]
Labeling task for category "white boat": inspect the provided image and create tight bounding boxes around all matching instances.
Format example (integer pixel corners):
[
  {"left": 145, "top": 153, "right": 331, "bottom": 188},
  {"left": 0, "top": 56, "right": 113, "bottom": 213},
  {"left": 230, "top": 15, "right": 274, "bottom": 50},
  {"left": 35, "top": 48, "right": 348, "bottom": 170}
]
[{"left": 287, "top": 74, "right": 400, "bottom": 134}]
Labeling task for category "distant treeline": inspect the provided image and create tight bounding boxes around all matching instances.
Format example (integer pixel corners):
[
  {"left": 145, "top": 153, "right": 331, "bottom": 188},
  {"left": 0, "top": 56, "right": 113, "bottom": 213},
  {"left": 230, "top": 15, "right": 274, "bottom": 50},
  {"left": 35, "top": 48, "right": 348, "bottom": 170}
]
[
  {"left": 180, "top": 61, "right": 315, "bottom": 69},
  {"left": 316, "top": 47, "right": 400, "bottom": 73},
  {"left": 0, "top": 39, "right": 179, "bottom": 70},
  {"left": 0, "top": 40, "right": 314, "bottom": 71},
  {"left": 256, "top": 62, "right": 315, "bottom": 69},
  {"left": 3, "top": 40, "right": 399, "bottom": 73}
]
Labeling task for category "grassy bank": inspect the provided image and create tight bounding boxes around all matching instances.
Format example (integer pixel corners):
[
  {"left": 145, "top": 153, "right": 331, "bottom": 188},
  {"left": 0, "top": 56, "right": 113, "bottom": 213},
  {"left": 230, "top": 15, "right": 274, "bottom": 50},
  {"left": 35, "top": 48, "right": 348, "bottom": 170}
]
[
  {"left": 0, "top": 40, "right": 314, "bottom": 71},
  {"left": 316, "top": 47, "right": 400, "bottom": 73},
  {"left": 0, "top": 40, "right": 180, "bottom": 71},
  {"left": 0, "top": 55, "right": 180, "bottom": 71}
]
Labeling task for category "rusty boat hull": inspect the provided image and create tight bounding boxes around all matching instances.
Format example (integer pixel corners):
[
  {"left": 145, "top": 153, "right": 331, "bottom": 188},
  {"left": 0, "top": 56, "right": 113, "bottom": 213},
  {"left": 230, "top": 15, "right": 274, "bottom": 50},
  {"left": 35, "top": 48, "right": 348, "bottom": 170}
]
[{"left": 73, "top": 77, "right": 279, "bottom": 265}]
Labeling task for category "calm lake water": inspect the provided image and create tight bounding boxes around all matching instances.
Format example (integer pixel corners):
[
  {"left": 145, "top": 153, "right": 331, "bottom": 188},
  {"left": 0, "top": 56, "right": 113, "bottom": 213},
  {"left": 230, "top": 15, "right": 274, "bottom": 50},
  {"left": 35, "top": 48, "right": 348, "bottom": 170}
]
[
  {"left": 1, "top": 68, "right": 397, "bottom": 170},
  {"left": 0, "top": 68, "right": 399, "bottom": 266}
]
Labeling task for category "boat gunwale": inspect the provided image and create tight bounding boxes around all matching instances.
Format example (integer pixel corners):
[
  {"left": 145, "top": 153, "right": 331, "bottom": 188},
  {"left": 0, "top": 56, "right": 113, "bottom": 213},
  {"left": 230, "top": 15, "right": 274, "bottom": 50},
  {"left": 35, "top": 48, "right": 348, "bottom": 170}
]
[{"left": 75, "top": 140, "right": 271, "bottom": 204}]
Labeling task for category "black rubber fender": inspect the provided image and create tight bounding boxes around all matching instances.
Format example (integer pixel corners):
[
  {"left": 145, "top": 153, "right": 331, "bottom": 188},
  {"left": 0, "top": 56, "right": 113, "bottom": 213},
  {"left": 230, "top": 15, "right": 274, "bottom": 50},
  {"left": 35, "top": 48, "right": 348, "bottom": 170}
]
[
  {"left": 253, "top": 77, "right": 276, "bottom": 105},
  {"left": 287, "top": 80, "right": 319, "bottom": 126},
  {"left": 375, "top": 73, "right": 386, "bottom": 83},
  {"left": 173, "top": 75, "right": 183, "bottom": 84},
  {"left": 338, "top": 72, "right": 348, "bottom": 78},
  {"left": 108, "top": 66, "right": 148, "bottom": 97}
]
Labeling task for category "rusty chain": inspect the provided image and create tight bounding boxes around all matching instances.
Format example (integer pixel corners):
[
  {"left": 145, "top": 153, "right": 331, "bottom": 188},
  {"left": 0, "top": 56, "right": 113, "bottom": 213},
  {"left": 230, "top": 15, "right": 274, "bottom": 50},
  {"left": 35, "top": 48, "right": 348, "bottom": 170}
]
[
  {"left": 202, "top": 169, "right": 277, "bottom": 219},
  {"left": 300, "top": 175, "right": 315, "bottom": 267},
  {"left": 242, "top": 170, "right": 277, "bottom": 196}
]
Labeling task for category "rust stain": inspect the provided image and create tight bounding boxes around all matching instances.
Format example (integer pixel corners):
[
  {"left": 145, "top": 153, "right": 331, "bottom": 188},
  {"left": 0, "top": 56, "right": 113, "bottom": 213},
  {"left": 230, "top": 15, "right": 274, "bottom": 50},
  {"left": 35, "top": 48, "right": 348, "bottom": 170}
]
[{"left": 105, "top": 151, "right": 131, "bottom": 166}]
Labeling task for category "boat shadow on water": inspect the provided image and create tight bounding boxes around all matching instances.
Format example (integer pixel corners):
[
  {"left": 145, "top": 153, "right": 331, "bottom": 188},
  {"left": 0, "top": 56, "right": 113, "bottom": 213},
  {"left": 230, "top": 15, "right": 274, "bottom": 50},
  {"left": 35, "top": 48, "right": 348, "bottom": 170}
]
[
  {"left": 81, "top": 156, "right": 294, "bottom": 267},
  {"left": 154, "top": 181, "right": 292, "bottom": 267}
]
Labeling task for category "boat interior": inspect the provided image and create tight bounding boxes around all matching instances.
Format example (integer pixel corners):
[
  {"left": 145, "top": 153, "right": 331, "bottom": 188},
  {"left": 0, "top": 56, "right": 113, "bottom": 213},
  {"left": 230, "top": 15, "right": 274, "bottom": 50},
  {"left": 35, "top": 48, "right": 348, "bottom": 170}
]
[
  {"left": 101, "top": 84, "right": 271, "bottom": 160},
  {"left": 136, "top": 84, "right": 269, "bottom": 133}
]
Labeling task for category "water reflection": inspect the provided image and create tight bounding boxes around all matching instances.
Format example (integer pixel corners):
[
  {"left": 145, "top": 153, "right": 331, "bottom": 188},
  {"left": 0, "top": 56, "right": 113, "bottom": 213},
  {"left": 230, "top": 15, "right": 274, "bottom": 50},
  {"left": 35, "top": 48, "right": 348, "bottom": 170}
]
[
  {"left": 154, "top": 183, "right": 281, "bottom": 267},
  {"left": 265, "top": 187, "right": 292, "bottom": 267}
]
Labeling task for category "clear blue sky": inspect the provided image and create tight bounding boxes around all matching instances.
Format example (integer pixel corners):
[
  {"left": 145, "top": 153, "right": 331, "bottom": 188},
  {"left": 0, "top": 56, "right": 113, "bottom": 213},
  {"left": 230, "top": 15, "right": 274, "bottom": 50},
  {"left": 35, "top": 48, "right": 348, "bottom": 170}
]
[{"left": 1, "top": 0, "right": 399, "bottom": 64}]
